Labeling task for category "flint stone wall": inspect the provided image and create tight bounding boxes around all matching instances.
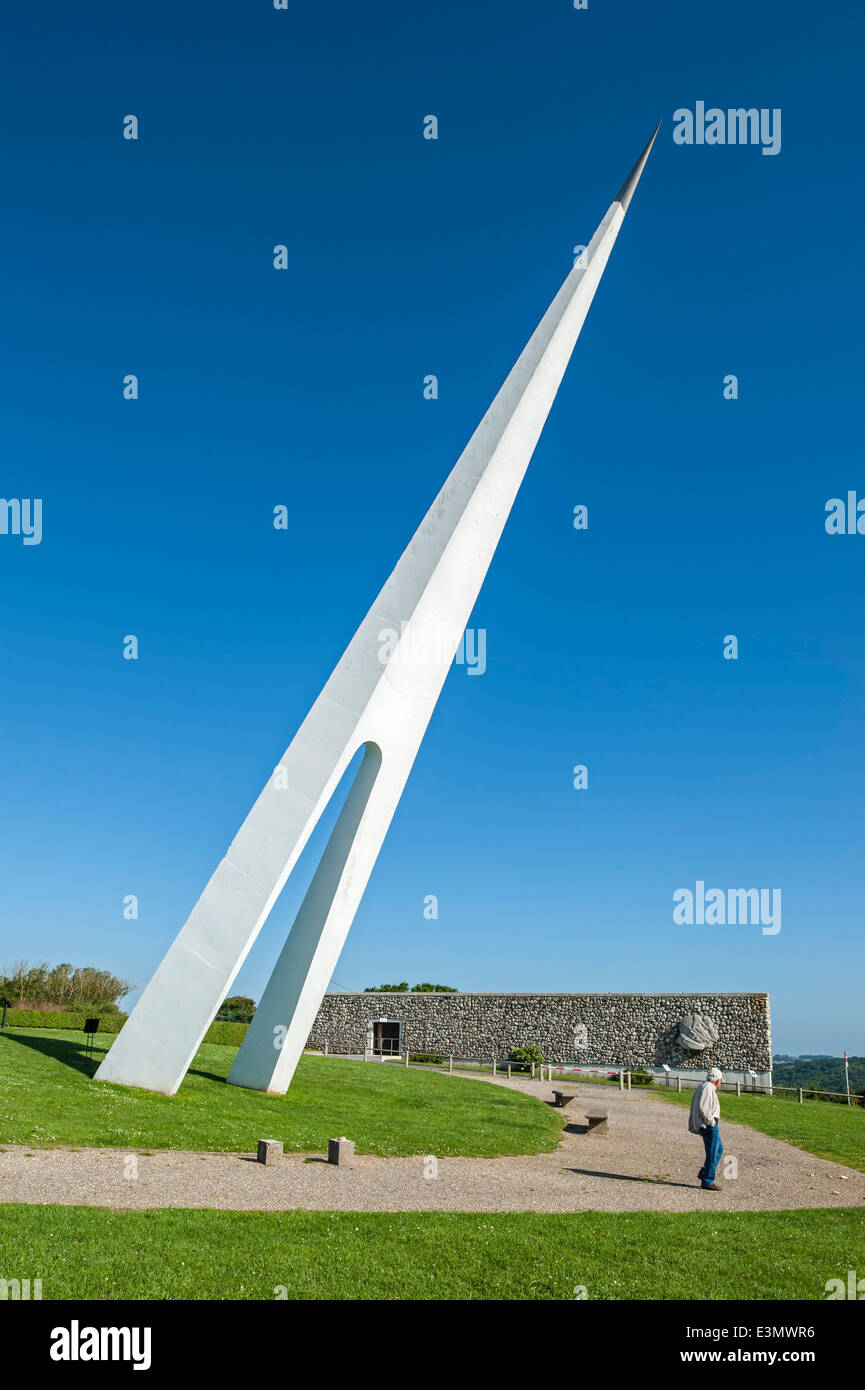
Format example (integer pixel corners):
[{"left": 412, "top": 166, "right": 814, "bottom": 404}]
[{"left": 307, "top": 992, "right": 771, "bottom": 1071}]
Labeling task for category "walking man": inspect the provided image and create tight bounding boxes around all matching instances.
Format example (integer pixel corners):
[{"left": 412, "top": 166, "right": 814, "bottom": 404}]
[{"left": 689, "top": 1067, "right": 724, "bottom": 1190}]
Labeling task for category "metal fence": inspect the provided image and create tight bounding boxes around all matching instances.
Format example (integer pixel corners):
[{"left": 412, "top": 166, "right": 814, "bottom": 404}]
[
  {"left": 771, "top": 1084, "right": 863, "bottom": 1107},
  {"left": 315, "top": 1048, "right": 863, "bottom": 1107}
]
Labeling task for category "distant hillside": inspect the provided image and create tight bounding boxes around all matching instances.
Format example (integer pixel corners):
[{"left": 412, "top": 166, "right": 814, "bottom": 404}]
[{"left": 772, "top": 1055, "right": 865, "bottom": 1096}]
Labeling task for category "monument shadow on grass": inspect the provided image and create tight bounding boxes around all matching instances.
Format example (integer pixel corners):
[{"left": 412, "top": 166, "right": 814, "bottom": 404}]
[{"left": 0, "top": 1029, "right": 228, "bottom": 1088}]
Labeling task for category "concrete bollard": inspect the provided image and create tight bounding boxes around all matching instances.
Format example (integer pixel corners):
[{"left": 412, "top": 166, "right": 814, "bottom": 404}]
[
  {"left": 328, "top": 1137, "right": 355, "bottom": 1167},
  {"left": 627, "top": 1071, "right": 632, "bottom": 1091},
  {"left": 257, "top": 1139, "right": 283, "bottom": 1166},
  {"left": 618, "top": 1070, "right": 624, "bottom": 1092}
]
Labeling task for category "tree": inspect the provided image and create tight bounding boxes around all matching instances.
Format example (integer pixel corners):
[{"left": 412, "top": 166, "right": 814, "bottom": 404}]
[
  {"left": 0, "top": 959, "right": 131, "bottom": 1012},
  {"left": 45, "top": 963, "right": 75, "bottom": 1008},
  {"left": 217, "top": 995, "right": 257, "bottom": 1023},
  {"left": 4, "top": 960, "right": 36, "bottom": 1006},
  {"left": 68, "top": 966, "right": 131, "bottom": 1011}
]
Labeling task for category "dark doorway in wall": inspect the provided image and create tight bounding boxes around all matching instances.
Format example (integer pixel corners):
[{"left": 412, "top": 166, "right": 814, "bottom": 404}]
[{"left": 372, "top": 1020, "right": 401, "bottom": 1056}]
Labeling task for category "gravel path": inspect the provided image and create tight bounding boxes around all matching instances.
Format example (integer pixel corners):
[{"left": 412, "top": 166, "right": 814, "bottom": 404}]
[{"left": 1, "top": 1076, "right": 862, "bottom": 1214}]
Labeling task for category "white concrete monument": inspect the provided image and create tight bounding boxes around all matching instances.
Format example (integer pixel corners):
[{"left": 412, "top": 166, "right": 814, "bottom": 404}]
[{"left": 95, "top": 127, "right": 659, "bottom": 1096}]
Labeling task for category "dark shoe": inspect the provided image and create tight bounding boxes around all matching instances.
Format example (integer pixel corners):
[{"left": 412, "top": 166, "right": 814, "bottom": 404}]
[{"left": 700, "top": 1181, "right": 721, "bottom": 1190}]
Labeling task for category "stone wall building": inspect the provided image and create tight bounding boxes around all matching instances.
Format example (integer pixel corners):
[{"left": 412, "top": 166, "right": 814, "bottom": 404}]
[{"left": 308, "top": 992, "right": 772, "bottom": 1085}]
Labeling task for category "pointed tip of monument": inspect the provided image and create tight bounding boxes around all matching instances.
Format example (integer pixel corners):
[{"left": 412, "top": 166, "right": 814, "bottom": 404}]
[{"left": 615, "top": 121, "right": 662, "bottom": 212}]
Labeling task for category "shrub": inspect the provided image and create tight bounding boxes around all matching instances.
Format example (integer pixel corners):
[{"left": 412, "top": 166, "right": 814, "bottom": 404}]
[
  {"left": 409, "top": 1052, "right": 445, "bottom": 1066},
  {"left": 509, "top": 1045, "right": 544, "bottom": 1072},
  {"left": 216, "top": 996, "right": 256, "bottom": 1023},
  {"left": 629, "top": 1067, "right": 655, "bottom": 1087},
  {"left": 364, "top": 983, "right": 458, "bottom": 993}
]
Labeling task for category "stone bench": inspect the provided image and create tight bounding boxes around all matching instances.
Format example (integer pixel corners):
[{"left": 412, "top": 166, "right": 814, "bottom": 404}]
[
  {"left": 584, "top": 1109, "right": 609, "bottom": 1133},
  {"left": 552, "top": 1090, "right": 579, "bottom": 1107}
]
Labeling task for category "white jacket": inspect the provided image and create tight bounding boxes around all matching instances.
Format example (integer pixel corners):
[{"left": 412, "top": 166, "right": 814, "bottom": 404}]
[{"left": 688, "top": 1080, "right": 720, "bottom": 1133}]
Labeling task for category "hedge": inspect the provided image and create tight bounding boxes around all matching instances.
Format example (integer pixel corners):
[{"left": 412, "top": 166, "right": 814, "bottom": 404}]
[
  {"left": 2, "top": 1010, "right": 125, "bottom": 1033},
  {"left": 202, "top": 1020, "right": 249, "bottom": 1046},
  {"left": 2, "top": 1011, "right": 250, "bottom": 1047}
]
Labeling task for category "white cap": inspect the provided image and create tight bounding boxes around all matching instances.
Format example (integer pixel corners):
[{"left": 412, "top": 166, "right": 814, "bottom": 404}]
[{"left": 707, "top": 1067, "right": 724, "bottom": 1081}]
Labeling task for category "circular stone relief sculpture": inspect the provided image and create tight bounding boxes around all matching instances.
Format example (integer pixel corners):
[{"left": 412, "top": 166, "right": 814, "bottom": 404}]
[{"left": 677, "top": 1012, "right": 720, "bottom": 1052}]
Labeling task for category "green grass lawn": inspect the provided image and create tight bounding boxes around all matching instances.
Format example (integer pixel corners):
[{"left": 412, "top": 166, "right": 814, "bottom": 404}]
[
  {"left": 650, "top": 1087, "right": 865, "bottom": 1173},
  {"left": 2, "top": 1203, "right": 862, "bottom": 1300},
  {"left": 0, "top": 1028, "right": 563, "bottom": 1157}
]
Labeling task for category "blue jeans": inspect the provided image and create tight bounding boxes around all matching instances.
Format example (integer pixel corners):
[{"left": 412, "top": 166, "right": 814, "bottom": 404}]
[{"left": 698, "top": 1123, "right": 723, "bottom": 1183}]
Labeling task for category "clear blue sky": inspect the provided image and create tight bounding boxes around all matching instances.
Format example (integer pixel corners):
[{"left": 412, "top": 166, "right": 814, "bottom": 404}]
[{"left": 1, "top": 1, "right": 862, "bottom": 1055}]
